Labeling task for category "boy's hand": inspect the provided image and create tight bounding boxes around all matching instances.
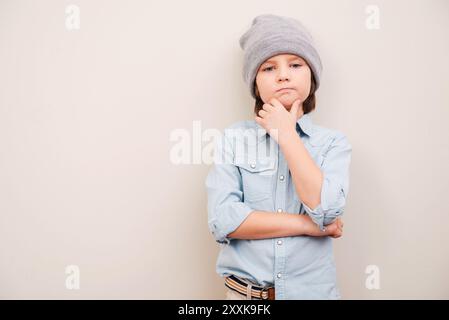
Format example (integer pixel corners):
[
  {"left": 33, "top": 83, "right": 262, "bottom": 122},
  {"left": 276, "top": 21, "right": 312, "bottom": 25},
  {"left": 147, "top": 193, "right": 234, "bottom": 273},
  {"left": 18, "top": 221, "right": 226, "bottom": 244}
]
[
  {"left": 255, "top": 98, "right": 303, "bottom": 143},
  {"left": 324, "top": 217, "right": 344, "bottom": 238},
  {"left": 301, "top": 215, "right": 344, "bottom": 238}
]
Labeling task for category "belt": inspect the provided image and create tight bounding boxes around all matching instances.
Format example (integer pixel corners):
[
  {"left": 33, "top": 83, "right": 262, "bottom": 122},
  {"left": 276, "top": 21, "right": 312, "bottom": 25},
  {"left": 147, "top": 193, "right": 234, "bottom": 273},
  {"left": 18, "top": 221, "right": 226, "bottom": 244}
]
[{"left": 225, "top": 274, "right": 275, "bottom": 300}]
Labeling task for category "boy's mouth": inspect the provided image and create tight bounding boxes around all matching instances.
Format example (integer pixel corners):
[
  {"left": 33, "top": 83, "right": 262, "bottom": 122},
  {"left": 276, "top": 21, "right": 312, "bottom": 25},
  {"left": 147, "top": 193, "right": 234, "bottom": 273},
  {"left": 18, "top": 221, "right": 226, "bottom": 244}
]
[{"left": 276, "top": 87, "right": 295, "bottom": 92}]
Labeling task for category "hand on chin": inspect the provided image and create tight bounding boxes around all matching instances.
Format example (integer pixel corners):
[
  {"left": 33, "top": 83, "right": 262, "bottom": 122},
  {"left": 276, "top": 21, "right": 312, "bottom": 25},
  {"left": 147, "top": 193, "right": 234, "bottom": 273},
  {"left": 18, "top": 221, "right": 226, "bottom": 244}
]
[{"left": 276, "top": 94, "right": 296, "bottom": 109}]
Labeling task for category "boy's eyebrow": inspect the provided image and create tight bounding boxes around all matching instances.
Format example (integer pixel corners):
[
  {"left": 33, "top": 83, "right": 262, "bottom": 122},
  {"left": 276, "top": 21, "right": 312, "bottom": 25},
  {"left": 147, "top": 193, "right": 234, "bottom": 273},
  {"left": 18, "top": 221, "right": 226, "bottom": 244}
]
[{"left": 263, "top": 56, "right": 302, "bottom": 65}]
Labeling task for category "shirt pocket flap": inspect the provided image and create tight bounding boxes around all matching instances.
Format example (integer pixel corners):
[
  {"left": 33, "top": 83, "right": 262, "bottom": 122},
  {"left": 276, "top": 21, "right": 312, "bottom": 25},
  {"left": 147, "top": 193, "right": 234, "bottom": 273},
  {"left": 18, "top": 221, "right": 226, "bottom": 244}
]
[{"left": 234, "top": 157, "right": 276, "bottom": 174}]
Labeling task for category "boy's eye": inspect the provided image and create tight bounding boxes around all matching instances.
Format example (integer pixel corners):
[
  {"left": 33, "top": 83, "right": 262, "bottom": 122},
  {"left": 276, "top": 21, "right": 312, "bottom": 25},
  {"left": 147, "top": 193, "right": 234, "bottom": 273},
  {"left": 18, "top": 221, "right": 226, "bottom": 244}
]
[{"left": 262, "top": 64, "right": 301, "bottom": 71}]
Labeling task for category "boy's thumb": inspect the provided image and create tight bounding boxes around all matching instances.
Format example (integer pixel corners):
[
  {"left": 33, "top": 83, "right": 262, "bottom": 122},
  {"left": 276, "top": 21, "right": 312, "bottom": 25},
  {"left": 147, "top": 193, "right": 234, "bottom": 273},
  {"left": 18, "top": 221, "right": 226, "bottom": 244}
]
[{"left": 290, "top": 99, "right": 301, "bottom": 115}]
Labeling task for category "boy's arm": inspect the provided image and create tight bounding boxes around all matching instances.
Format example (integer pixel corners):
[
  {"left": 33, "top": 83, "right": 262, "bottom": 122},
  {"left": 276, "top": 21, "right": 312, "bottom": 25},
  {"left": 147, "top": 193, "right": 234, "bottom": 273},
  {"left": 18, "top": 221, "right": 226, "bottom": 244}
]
[{"left": 228, "top": 210, "right": 343, "bottom": 240}]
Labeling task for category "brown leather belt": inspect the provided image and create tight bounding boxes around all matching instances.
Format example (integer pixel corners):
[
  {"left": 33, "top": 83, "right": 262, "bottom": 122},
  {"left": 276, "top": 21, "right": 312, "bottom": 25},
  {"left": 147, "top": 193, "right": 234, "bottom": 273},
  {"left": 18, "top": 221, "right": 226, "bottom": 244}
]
[{"left": 225, "top": 274, "right": 275, "bottom": 300}]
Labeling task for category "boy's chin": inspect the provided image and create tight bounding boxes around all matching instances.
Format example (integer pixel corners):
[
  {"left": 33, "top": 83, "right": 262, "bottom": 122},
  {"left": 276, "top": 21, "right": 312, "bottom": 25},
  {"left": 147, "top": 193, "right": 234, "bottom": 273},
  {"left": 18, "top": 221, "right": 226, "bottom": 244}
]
[{"left": 278, "top": 96, "right": 295, "bottom": 108}]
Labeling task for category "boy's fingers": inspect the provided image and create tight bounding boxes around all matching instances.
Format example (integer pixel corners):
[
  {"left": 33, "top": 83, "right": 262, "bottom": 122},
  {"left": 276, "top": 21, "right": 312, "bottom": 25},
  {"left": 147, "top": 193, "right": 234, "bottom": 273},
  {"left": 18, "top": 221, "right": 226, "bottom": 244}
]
[
  {"left": 258, "top": 109, "right": 267, "bottom": 117},
  {"left": 269, "top": 97, "right": 284, "bottom": 109},
  {"left": 262, "top": 103, "right": 275, "bottom": 112}
]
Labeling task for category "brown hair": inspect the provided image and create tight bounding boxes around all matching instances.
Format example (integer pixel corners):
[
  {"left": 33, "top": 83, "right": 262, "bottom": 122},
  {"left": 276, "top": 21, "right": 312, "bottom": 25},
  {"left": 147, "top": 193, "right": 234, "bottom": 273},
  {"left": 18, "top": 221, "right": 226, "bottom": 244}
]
[{"left": 253, "top": 72, "right": 317, "bottom": 116}]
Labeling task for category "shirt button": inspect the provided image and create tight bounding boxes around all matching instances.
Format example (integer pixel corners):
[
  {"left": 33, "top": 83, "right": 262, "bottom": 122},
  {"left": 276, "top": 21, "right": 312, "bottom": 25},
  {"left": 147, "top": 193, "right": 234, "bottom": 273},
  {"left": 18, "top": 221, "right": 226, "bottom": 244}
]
[
  {"left": 250, "top": 163, "right": 256, "bottom": 169},
  {"left": 279, "top": 175, "right": 285, "bottom": 181},
  {"left": 277, "top": 208, "right": 283, "bottom": 213},
  {"left": 277, "top": 273, "right": 282, "bottom": 278},
  {"left": 277, "top": 240, "right": 283, "bottom": 245}
]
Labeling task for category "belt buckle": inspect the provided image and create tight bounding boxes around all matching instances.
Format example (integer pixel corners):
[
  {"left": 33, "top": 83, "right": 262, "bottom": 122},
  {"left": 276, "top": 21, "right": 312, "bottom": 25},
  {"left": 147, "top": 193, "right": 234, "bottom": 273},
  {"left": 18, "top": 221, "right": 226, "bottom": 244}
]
[
  {"left": 267, "top": 287, "right": 275, "bottom": 300},
  {"left": 260, "top": 286, "right": 275, "bottom": 300}
]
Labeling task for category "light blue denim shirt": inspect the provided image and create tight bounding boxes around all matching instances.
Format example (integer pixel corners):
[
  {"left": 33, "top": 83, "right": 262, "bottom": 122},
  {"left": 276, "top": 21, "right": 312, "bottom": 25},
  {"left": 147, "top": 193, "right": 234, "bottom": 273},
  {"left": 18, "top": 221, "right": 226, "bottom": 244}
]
[{"left": 205, "top": 112, "right": 352, "bottom": 299}]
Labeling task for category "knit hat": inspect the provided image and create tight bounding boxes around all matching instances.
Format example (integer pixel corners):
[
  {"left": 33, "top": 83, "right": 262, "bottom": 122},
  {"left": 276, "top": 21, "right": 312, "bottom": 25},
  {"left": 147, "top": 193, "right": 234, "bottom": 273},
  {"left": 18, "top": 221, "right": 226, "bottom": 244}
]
[{"left": 239, "top": 14, "right": 323, "bottom": 99}]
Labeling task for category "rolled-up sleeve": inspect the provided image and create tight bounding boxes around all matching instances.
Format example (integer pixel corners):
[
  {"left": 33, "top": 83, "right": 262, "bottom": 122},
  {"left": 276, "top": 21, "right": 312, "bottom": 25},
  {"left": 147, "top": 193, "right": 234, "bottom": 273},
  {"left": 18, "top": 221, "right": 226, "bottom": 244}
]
[
  {"left": 302, "top": 132, "right": 352, "bottom": 231},
  {"left": 205, "top": 131, "right": 255, "bottom": 245}
]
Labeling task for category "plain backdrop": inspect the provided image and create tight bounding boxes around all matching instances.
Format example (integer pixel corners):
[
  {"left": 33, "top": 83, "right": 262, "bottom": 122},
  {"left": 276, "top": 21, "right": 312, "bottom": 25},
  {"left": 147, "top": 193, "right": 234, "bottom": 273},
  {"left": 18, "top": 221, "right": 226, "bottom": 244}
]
[{"left": 0, "top": 0, "right": 448, "bottom": 299}]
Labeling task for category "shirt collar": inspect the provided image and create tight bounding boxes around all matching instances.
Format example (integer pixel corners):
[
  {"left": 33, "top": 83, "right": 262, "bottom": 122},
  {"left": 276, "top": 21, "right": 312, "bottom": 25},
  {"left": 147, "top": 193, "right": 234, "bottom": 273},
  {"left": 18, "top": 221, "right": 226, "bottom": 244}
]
[
  {"left": 255, "top": 112, "right": 314, "bottom": 139},
  {"left": 296, "top": 113, "right": 313, "bottom": 137}
]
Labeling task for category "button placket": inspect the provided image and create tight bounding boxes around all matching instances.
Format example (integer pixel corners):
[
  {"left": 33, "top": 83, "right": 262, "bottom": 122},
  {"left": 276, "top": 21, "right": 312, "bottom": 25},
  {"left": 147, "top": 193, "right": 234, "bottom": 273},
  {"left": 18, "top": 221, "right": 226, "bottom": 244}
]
[{"left": 274, "top": 140, "right": 286, "bottom": 296}]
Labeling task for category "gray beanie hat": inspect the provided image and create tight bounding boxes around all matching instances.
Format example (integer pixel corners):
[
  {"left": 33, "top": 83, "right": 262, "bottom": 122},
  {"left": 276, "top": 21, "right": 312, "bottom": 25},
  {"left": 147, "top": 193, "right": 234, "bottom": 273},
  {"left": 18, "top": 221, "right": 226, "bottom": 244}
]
[{"left": 239, "top": 14, "right": 323, "bottom": 99}]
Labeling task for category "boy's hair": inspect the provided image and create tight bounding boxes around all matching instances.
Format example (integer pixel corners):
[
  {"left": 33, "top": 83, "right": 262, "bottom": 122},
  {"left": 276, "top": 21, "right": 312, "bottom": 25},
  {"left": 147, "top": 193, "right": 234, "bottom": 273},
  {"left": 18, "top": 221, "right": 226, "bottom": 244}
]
[{"left": 253, "top": 73, "right": 317, "bottom": 116}]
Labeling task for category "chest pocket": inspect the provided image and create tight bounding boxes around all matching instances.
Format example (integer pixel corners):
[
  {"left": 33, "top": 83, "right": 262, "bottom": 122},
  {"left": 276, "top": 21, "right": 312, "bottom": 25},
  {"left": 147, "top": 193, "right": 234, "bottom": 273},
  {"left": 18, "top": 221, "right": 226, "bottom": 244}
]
[{"left": 235, "top": 157, "right": 276, "bottom": 202}]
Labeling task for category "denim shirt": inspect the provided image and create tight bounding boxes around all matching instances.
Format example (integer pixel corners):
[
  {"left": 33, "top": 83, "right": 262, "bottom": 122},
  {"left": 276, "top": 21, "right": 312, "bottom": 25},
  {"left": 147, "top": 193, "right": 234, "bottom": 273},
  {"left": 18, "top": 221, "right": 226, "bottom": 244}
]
[{"left": 205, "top": 113, "right": 352, "bottom": 299}]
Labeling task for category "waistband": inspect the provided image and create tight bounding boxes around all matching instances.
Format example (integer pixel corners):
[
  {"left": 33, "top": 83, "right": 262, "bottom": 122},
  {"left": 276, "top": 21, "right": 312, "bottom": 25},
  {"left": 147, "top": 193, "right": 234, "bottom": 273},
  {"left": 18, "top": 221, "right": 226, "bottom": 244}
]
[{"left": 224, "top": 274, "right": 275, "bottom": 300}]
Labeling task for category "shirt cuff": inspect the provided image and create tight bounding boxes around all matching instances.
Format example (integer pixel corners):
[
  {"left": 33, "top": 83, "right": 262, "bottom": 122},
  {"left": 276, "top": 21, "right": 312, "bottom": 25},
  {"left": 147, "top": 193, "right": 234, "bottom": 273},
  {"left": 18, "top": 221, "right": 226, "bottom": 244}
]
[
  {"left": 302, "top": 202, "right": 326, "bottom": 231},
  {"left": 209, "top": 202, "right": 254, "bottom": 245}
]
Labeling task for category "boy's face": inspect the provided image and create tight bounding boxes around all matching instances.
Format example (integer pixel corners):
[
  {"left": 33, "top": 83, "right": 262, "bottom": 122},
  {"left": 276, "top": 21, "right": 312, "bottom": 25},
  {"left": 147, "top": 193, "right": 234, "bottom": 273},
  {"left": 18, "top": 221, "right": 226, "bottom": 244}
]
[{"left": 255, "top": 53, "right": 312, "bottom": 111}]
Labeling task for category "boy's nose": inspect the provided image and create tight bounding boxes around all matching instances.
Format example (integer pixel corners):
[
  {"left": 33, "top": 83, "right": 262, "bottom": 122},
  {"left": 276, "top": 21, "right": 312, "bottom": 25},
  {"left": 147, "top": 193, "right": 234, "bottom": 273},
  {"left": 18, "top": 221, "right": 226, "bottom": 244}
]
[
  {"left": 277, "top": 67, "right": 290, "bottom": 82},
  {"left": 277, "top": 75, "right": 290, "bottom": 82}
]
